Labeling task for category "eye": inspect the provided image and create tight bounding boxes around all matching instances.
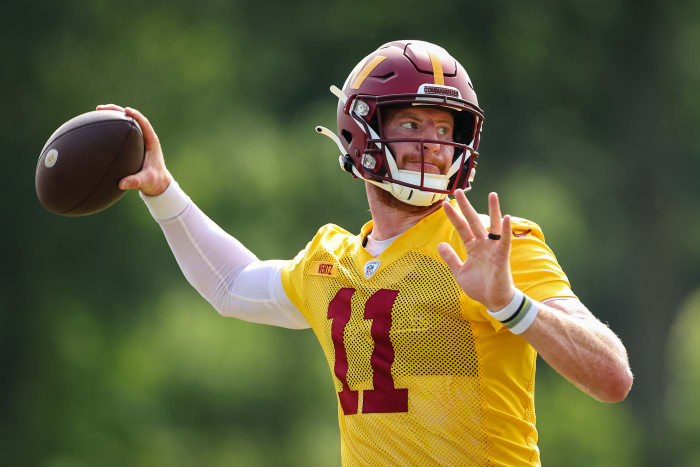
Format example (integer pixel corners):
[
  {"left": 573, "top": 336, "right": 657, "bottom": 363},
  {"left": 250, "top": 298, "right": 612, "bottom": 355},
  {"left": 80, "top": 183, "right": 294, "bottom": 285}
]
[
  {"left": 400, "top": 121, "right": 418, "bottom": 130},
  {"left": 437, "top": 126, "right": 450, "bottom": 136}
]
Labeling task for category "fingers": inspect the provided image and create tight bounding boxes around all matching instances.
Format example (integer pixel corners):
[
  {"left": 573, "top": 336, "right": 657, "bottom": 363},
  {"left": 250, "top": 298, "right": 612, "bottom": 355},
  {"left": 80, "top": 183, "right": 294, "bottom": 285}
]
[
  {"left": 501, "top": 214, "right": 512, "bottom": 253},
  {"left": 119, "top": 172, "right": 146, "bottom": 191},
  {"left": 442, "top": 200, "right": 475, "bottom": 244},
  {"left": 96, "top": 104, "right": 125, "bottom": 112},
  {"left": 437, "top": 242, "right": 463, "bottom": 273},
  {"left": 98, "top": 104, "right": 171, "bottom": 196},
  {"left": 488, "top": 192, "right": 503, "bottom": 236},
  {"left": 119, "top": 174, "right": 138, "bottom": 191},
  {"left": 487, "top": 193, "right": 511, "bottom": 254},
  {"left": 120, "top": 167, "right": 172, "bottom": 196},
  {"left": 122, "top": 107, "right": 160, "bottom": 150},
  {"left": 96, "top": 104, "right": 160, "bottom": 151},
  {"left": 445, "top": 190, "right": 511, "bottom": 248},
  {"left": 119, "top": 166, "right": 157, "bottom": 190},
  {"left": 454, "top": 189, "right": 488, "bottom": 238}
]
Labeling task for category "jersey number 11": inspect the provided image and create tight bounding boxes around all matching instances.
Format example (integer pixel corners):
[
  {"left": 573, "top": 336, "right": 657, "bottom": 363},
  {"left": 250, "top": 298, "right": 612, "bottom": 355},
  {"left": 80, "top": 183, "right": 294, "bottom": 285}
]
[{"left": 327, "top": 288, "right": 408, "bottom": 415}]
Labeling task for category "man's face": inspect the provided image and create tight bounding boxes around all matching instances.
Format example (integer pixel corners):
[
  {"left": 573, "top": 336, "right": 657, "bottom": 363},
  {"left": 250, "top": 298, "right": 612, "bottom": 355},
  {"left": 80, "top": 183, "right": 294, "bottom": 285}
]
[{"left": 381, "top": 106, "right": 455, "bottom": 175}]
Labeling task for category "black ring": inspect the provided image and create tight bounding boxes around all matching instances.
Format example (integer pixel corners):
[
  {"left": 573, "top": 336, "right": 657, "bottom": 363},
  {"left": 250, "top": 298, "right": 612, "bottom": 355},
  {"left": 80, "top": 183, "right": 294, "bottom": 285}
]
[{"left": 488, "top": 232, "right": 501, "bottom": 240}]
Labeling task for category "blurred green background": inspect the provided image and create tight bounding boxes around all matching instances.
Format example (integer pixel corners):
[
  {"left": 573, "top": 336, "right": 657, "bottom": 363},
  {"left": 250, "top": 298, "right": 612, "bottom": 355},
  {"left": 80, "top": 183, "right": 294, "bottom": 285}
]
[{"left": 3, "top": 0, "right": 699, "bottom": 465}]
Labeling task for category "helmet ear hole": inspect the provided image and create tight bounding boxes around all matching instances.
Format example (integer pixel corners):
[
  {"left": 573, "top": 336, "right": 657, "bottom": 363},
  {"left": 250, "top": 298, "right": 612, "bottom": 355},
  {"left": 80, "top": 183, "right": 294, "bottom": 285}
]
[{"left": 341, "top": 129, "right": 353, "bottom": 145}]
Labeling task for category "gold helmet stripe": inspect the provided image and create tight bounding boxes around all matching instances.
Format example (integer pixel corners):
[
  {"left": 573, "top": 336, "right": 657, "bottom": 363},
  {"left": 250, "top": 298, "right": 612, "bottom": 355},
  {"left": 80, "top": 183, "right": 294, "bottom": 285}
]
[
  {"left": 350, "top": 55, "right": 388, "bottom": 89},
  {"left": 428, "top": 51, "right": 445, "bottom": 85}
]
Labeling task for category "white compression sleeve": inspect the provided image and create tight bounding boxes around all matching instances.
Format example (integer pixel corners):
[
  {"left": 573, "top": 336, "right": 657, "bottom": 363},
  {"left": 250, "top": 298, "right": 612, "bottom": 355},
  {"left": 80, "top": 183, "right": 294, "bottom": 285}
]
[{"left": 140, "top": 181, "right": 309, "bottom": 329}]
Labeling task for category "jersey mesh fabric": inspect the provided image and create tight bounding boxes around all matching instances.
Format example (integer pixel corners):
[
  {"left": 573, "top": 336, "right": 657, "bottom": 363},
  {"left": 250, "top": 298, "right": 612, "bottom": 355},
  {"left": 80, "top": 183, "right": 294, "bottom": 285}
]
[{"left": 282, "top": 201, "right": 575, "bottom": 466}]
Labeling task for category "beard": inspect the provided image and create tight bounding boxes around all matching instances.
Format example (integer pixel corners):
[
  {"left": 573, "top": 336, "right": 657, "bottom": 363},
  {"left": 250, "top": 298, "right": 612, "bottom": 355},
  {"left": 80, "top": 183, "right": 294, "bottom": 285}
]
[{"left": 366, "top": 182, "right": 443, "bottom": 215}]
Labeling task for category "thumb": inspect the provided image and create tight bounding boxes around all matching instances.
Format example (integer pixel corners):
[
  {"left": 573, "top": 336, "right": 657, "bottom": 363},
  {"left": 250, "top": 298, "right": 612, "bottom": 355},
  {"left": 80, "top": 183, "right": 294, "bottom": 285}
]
[
  {"left": 438, "top": 242, "right": 463, "bottom": 274},
  {"left": 119, "top": 173, "right": 143, "bottom": 190}
]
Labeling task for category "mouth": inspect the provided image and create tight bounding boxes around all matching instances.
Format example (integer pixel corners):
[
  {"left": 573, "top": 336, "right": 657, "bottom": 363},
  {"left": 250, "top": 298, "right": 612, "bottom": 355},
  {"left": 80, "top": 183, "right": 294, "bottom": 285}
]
[{"left": 402, "top": 160, "right": 444, "bottom": 174}]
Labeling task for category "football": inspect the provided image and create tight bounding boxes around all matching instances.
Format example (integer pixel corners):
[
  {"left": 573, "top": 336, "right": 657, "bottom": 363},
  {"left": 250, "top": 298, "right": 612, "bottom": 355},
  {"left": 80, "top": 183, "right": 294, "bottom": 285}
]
[{"left": 35, "top": 110, "right": 145, "bottom": 216}]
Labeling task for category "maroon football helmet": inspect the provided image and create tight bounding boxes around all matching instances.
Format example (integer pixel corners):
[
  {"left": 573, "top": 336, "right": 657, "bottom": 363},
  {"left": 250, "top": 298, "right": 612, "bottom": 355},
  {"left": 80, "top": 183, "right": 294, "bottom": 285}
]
[{"left": 316, "top": 40, "right": 484, "bottom": 206}]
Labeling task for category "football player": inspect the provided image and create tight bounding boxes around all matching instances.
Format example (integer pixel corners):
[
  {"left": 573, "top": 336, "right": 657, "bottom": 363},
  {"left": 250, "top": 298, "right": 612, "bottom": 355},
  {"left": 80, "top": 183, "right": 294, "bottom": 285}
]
[{"left": 99, "top": 40, "right": 632, "bottom": 466}]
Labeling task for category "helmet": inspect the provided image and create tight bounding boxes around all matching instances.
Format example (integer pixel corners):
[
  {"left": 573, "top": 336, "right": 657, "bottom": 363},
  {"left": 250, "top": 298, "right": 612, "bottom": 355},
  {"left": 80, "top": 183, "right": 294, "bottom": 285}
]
[{"left": 317, "top": 40, "right": 484, "bottom": 206}]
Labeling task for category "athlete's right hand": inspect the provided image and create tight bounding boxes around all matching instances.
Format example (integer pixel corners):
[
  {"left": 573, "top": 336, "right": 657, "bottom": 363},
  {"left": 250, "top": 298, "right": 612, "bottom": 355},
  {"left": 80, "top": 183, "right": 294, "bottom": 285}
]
[{"left": 96, "top": 104, "right": 173, "bottom": 197}]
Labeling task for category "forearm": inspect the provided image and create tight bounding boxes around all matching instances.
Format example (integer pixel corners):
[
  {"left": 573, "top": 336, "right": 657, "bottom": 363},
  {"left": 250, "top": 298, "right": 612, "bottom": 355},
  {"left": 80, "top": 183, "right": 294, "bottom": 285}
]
[{"left": 522, "top": 300, "right": 633, "bottom": 402}]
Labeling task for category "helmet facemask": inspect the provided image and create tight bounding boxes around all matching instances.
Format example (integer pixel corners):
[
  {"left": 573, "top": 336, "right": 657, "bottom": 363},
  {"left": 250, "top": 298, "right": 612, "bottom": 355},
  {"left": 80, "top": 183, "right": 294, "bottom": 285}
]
[{"left": 355, "top": 96, "right": 480, "bottom": 206}]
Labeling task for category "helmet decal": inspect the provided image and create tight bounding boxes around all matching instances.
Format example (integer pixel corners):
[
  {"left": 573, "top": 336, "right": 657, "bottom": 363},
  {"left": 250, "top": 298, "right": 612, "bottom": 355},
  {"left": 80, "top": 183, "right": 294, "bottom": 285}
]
[
  {"left": 350, "top": 56, "right": 388, "bottom": 90},
  {"left": 417, "top": 84, "right": 461, "bottom": 99},
  {"left": 428, "top": 52, "right": 444, "bottom": 85}
]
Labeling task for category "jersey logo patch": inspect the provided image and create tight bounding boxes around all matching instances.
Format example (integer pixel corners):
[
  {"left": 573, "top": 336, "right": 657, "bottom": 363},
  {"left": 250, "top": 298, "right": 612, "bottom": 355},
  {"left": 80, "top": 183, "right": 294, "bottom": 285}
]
[
  {"left": 310, "top": 261, "right": 338, "bottom": 277},
  {"left": 363, "top": 259, "right": 381, "bottom": 279}
]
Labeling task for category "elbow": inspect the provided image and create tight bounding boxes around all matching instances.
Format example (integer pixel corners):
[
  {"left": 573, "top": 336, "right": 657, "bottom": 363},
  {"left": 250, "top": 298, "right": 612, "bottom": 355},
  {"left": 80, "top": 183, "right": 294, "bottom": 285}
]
[
  {"left": 214, "top": 299, "right": 244, "bottom": 319},
  {"left": 215, "top": 305, "right": 234, "bottom": 318},
  {"left": 595, "top": 366, "right": 634, "bottom": 403},
  {"left": 612, "top": 367, "right": 635, "bottom": 402},
  {"left": 210, "top": 294, "right": 238, "bottom": 318}
]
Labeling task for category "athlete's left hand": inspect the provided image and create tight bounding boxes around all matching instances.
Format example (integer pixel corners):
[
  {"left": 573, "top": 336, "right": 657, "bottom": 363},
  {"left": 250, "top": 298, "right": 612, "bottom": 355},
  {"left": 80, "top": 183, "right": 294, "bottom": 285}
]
[{"left": 437, "top": 190, "right": 517, "bottom": 312}]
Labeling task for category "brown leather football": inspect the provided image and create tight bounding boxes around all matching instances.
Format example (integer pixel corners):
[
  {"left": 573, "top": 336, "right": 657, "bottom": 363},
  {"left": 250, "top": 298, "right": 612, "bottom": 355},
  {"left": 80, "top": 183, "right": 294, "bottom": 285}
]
[{"left": 35, "top": 110, "right": 145, "bottom": 216}]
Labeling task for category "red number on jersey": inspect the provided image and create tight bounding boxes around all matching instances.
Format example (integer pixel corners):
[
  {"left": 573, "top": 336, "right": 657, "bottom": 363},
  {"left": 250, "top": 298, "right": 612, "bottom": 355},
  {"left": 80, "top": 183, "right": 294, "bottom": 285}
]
[
  {"left": 328, "top": 288, "right": 359, "bottom": 414},
  {"left": 327, "top": 288, "right": 408, "bottom": 414},
  {"left": 362, "top": 289, "right": 408, "bottom": 413}
]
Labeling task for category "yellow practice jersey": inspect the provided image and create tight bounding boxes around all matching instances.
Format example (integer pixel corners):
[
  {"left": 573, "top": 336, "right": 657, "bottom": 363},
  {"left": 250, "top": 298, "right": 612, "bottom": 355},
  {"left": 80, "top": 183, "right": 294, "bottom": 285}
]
[{"left": 281, "top": 201, "right": 575, "bottom": 466}]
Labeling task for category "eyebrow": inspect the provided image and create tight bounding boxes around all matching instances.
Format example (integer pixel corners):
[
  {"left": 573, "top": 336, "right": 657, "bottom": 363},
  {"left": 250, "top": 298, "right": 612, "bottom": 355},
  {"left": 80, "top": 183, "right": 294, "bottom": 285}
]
[{"left": 390, "top": 109, "right": 454, "bottom": 125}]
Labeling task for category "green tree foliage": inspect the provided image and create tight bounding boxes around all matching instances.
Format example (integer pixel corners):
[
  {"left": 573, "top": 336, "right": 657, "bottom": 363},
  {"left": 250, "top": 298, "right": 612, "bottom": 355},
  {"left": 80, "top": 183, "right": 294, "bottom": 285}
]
[
  {"left": 2, "top": 0, "right": 699, "bottom": 465},
  {"left": 536, "top": 366, "right": 643, "bottom": 466},
  {"left": 666, "top": 288, "right": 700, "bottom": 467}
]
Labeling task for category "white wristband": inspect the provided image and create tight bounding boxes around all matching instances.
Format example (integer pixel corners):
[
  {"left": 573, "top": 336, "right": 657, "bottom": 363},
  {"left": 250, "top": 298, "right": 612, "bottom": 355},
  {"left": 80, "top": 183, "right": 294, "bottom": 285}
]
[
  {"left": 488, "top": 290, "right": 525, "bottom": 321},
  {"left": 507, "top": 300, "right": 540, "bottom": 335},
  {"left": 487, "top": 289, "right": 540, "bottom": 335}
]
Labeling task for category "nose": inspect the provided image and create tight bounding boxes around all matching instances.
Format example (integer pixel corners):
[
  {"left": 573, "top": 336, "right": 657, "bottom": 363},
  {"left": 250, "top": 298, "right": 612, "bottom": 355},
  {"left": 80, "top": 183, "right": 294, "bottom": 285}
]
[
  {"left": 423, "top": 140, "right": 440, "bottom": 153},
  {"left": 421, "top": 126, "right": 441, "bottom": 153}
]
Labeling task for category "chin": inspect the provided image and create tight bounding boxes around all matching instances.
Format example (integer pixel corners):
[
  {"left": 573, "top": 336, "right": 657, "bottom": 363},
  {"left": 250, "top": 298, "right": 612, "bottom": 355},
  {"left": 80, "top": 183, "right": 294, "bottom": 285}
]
[{"left": 370, "top": 183, "right": 443, "bottom": 214}]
